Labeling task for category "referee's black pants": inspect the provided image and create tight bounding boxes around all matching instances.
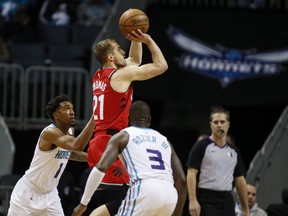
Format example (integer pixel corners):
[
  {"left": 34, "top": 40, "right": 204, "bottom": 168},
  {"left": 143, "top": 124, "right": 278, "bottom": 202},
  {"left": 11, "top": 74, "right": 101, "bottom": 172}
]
[{"left": 197, "top": 188, "right": 236, "bottom": 216}]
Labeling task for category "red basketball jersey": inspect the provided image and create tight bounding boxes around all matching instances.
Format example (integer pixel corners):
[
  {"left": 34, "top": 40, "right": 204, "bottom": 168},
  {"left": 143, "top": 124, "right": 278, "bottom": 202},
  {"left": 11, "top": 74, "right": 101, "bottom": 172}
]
[
  {"left": 88, "top": 68, "right": 132, "bottom": 185},
  {"left": 92, "top": 68, "right": 133, "bottom": 132}
]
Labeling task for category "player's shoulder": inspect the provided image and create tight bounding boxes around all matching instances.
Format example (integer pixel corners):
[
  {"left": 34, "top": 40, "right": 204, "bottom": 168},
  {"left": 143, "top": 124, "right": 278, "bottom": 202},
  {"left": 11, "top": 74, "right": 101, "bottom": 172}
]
[
  {"left": 124, "top": 126, "right": 162, "bottom": 137},
  {"left": 123, "top": 126, "right": 141, "bottom": 133},
  {"left": 41, "top": 124, "right": 63, "bottom": 140},
  {"left": 94, "top": 67, "right": 116, "bottom": 79}
]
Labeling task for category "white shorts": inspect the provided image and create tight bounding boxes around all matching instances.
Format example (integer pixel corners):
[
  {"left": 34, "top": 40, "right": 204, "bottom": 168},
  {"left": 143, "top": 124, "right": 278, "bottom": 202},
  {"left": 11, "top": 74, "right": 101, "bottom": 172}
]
[
  {"left": 118, "top": 179, "right": 177, "bottom": 216},
  {"left": 7, "top": 177, "right": 64, "bottom": 216}
]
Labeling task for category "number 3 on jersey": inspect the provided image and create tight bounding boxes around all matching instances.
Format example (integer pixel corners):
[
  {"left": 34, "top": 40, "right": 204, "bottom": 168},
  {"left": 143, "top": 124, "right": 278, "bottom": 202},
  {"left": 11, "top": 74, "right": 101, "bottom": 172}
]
[
  {"left": 146, "top": 149, "right": 165, "bottom": 170},
  {"left": 93, "top": 95, "right": 104, "bottom": 120}
]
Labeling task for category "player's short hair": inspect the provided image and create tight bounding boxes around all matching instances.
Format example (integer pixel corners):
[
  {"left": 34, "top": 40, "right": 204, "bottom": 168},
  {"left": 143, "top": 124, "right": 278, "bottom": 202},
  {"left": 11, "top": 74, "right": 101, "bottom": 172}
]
[
  {"left": 94, "top": 39, "right": 117, "bottom": 64},
  {"left": 129, "top": 100, "right": 150, "bottom": 123},
  {"left": 45, "top": 94, "right": 71, "bottom": 121}
]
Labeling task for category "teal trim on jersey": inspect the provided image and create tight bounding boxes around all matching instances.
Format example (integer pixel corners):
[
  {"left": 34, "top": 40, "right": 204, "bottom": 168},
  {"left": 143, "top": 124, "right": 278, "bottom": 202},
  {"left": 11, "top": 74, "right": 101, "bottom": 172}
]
[
  {"left": 118, "top": 179, "right": 142, "bottom": 215},
  {"left": 130, "top": 126, "right": 153, "bottom": 131},
  {"left": 50, "top": 123, "right": 56, "bottom": 128},
  {"left": 121, "top": 148, "right": 142, "bottom": 216},
  {"left": 124, "top": 147, "right": 140, "bottom": 183},
  {"left": 49, "top": 123, "right": 73, "bottom": 136},
  {"left": 129, "top": 179, "right": 142, "bottom": 216}
]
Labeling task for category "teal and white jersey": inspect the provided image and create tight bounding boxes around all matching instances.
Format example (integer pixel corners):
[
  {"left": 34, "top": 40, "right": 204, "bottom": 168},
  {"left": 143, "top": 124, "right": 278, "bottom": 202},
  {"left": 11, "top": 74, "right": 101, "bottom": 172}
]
[
  {"left": 121, "top": 126, "right": 174, "bottom": 185},
  {"left": 24, "top": 124, "right": 72, "bottom": 192}
]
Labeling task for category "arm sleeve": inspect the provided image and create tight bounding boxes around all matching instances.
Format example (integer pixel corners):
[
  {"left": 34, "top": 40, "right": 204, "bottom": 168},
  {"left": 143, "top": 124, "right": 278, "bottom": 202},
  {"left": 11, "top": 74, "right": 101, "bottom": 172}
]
[{"left": 80, "top": 167, "right": 105, "bottom": 205}]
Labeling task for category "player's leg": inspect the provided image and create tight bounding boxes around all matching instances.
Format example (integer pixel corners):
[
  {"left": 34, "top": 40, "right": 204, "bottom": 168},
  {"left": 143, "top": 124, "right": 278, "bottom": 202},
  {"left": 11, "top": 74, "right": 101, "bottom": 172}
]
[
  {"left": 7, "top": 178, "right": 42, "bottom": 215},
  {"left": 45, "top": 188, "right": 65, "bottom": 216},
  {"left": 156, "top": 182, "right": 177, "bottom": 216},
  {"left": 89, "top": 204, "right": 110, "bottom": 216},
  {"left": 89, "top": 184, "right": 128, "bottom": 216}
]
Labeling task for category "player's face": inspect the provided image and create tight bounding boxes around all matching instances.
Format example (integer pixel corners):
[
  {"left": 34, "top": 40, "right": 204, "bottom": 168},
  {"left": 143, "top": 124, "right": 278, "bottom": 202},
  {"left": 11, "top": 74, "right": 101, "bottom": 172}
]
[
  {"left": 56, "top": 101, "right": 76, "bottom": 126},
  {"left": 112, "top": 43, "right": 127, "bottom": 68},
  {"left": 210, "top": 113, "right": 229, "bottom": 138},
  {"left": 247, "top": 184, "right": 257, "bottom": 209}
]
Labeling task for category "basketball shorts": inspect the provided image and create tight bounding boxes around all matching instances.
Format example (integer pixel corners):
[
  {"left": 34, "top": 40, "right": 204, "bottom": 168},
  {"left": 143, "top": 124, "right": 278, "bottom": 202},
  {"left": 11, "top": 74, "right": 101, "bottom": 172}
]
[
  {"left": 118, "top": 179, "right": 177, "bottom": 216},
  {"left": 7, "top": 177, "right": 64, "bottom": 216}
]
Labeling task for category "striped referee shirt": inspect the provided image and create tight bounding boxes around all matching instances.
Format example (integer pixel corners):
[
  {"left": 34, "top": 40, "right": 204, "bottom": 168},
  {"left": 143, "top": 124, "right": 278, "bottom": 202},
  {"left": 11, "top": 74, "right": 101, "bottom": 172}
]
[{"left": 186, "top": 137, "right": 246, "bottom": 191}]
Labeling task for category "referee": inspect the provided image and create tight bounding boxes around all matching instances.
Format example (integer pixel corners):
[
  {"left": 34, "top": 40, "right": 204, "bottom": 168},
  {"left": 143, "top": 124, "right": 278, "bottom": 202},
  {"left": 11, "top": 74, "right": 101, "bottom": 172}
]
[{"left": 186, "top": 106, "right": 250, "bottom": 216}]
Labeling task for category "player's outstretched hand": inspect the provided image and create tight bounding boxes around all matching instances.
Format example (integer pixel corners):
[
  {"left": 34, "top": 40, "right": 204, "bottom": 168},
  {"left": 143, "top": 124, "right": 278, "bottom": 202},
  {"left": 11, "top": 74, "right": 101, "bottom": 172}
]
[
  {"left": 126, "top": 29, "right": 150, "bottom": 44},
  {"left": 72, "top": 203, "right": 87, "bottom": 216}
]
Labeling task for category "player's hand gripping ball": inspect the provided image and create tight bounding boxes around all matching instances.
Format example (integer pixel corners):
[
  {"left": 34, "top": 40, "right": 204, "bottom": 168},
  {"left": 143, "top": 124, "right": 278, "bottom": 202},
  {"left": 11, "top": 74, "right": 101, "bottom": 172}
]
[{"left": 119, "top": 8, "right": 149, "bottom": 36}]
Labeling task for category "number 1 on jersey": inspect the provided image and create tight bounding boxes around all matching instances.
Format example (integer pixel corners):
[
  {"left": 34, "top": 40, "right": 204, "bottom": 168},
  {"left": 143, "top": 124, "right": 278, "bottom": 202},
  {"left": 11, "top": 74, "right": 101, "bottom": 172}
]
[{"left": 54, "top": 163, "right": 63, "bottom": 178}]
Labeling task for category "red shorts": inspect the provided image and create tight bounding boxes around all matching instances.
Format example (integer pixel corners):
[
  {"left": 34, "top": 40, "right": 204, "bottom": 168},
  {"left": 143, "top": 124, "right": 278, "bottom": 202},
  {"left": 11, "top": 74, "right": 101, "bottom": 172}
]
[{"left": 87, "top": 134, "right": 129, "bottom": 185}]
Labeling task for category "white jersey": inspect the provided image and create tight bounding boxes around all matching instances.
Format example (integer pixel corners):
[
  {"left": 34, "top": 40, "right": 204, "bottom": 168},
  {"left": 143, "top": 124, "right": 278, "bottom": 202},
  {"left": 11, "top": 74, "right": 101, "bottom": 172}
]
[
  {"left": 24, "top": 124, "right": 72, "bottom": 193},
  {"left": 117, "top": 126, "right": 177, "bottom": 215},
  {"left": 121, "top": 126, "right": 174, "bottom": 185}
]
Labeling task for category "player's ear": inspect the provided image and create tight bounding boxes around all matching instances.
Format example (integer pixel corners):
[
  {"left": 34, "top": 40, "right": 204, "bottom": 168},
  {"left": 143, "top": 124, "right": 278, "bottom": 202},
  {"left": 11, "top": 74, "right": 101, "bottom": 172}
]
[
  {"left": 108, "top": 54, "right": 114, "bottom": 61},
  {"left": 53, "top": 112, "right": 59, "bottom": 120},
  {"left": 148, "top": 115, "right": 151, "bottom": 127}
]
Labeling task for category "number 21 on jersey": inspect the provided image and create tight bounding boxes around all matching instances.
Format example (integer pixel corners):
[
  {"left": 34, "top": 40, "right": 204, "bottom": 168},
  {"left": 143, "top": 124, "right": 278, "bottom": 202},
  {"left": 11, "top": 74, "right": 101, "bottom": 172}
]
[{"left": 93, "top": 95, "right": 104, "bottom": 120}]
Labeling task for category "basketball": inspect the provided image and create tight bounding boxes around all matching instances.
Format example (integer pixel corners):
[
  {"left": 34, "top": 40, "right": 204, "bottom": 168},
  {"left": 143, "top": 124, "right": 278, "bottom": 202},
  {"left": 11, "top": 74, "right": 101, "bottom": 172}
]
[{"left": 119, "top": 8, "right": 149, "bottom": 36}]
